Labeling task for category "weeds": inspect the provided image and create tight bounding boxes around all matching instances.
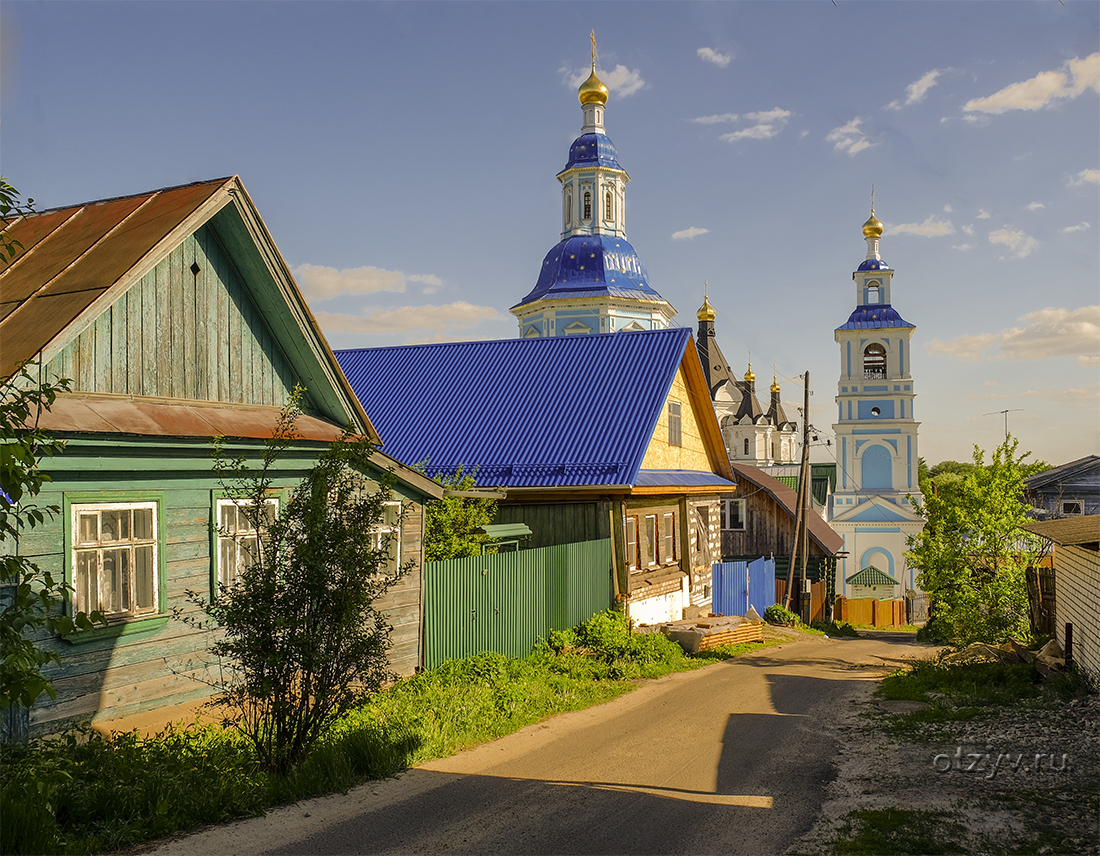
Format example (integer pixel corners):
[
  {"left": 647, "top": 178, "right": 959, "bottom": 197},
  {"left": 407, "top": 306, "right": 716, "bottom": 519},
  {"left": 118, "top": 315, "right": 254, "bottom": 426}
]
[{"left": 831, "top": 808, "right": 967, "bottom": 855}]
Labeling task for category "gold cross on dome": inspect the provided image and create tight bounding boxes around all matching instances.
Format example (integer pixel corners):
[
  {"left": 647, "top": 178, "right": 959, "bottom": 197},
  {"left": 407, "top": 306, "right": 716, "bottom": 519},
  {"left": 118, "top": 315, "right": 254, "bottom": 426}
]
[{"left": 591, "top": 30, "right": 598, "bottom": 68}]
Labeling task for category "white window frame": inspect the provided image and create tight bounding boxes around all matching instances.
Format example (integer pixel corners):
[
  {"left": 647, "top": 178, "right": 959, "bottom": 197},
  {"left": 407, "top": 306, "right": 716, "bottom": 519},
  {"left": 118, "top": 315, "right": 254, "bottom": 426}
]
[
  {"left": 371, "top": 501, "right": 403, "bottom": 577},
  {"left": 722, "top": 498, "right": 746, "bottom": 532},
  {"left": 624, "top": 516, "right": 639, "bottom": 571},
  {"left": 662, "top": 512, "right": 676, "bottom": 562},
  {"left": 216, "top": 497, "right": 279, "bottom": 589},
  {"left": 72, "top": 501, "right": 159, "bottom": 618},
  {"left": 1059, "top": 500, "right": 1083, "bottom": 516},
  {"left": 644, "top": 514, "right": 658, "bottom": 567}
]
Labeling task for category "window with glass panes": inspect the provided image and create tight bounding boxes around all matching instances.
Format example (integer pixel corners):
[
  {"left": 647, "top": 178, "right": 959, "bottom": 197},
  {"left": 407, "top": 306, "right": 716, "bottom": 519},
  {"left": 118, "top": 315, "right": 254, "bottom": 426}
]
[
  {"left": 216, "top": 498, "right": 278, "bottom": 589},
  {"left": 72, "top": 502, "right": 158, "bottom": 618},
  {"left": 624, "top": 516, "right": 638, "bottom": 570},
  {"left": 371, "top": 502, "right": 403, "bottom": 576},
  {"left": 721, "top": 498, "right": 746, "bottom": 531},
  {"left": 644, "top": 515, "right": 658, "bottom": 566},
  {"left": 662, "top": 512, "right": 676, "bottom": 561}
]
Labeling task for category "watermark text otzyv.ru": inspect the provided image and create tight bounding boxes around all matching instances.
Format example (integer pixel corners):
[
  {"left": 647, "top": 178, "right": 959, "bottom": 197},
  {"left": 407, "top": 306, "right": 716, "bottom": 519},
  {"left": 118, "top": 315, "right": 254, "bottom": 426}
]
[{"left": 933, "top": 746, "right": 1069, "bottom": 779}]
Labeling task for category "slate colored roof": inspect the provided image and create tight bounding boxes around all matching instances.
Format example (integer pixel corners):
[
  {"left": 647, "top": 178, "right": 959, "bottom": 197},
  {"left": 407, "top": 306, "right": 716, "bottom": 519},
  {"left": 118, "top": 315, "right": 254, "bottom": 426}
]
[
  {"left": 512, "top": 235, "right": 665, "bottom": 309},
  {"left": 1022, "top": 515, "right": 1100, "bottom": 550},
  {"left": 837, "top": 305, "right": 914, "bottom": 330},
  {"left": 561, "top": 133, "right": 624, "bottom": 172},
  {"left": 1024, "top": 456, "right": 1100, "bottom": 492},
  {"left": 728, "top": 462, "right": 845, "bottom": 555},
  {"left": 335, "top": 328, "right": 732, "bottom": 489},
  {"left": 846, "top": 565, "right": 899, "bottom": 586}
]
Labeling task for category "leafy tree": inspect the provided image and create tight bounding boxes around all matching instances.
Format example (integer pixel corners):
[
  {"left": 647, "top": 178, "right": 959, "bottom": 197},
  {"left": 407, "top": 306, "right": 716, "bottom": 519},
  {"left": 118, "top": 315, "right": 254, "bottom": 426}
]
[
  {"left": 906, "top": 436, "right": 1047, "bottom": 647},
  {"left": 420, "top": 465, "right": 499, "bottom": 562},
  {"left": 1, "top": 363, "right": 105, "bottom": 712},
  {"left": 190, "top": 391, "right": 403, "bottom": 775},
  {"left": 1, "top": 176, "right": 35, "bottom": 262}
]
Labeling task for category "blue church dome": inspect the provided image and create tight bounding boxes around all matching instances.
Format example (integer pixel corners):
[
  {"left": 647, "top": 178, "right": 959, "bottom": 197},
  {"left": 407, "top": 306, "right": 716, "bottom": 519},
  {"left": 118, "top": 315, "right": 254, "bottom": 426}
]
[
  {"left": 512, "top": 235, "right": 664, "bottom": 308},
  {"left": 562, "top": 133, "right": 624, "bottom": 171},
  {"left": 857, "top": 258, "right": 892, "bottom": 271}
]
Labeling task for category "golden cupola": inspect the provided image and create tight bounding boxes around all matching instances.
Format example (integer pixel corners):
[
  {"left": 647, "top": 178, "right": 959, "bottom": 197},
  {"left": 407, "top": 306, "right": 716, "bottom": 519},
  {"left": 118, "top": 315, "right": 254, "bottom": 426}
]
[
  {"left": 744, "top": 363, "right": 756, "bottom": 385},
  {"left": 697, "top": 294, "right": 716, "bottom": 322},
  {"left": 771, "top": 376, "right": 781, "bottom": 394},
  {"left": 862, "top": 210, "right": 884, "bottom": 239},
  {"left": 578, "top": 65, "right": 608, "bottom": 106}
]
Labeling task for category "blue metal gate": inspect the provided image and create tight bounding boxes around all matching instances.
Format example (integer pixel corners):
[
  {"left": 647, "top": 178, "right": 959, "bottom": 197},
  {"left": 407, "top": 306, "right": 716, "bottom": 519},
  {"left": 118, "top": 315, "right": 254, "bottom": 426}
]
[{"left": 713, "top": 557, "right": 776, "bottom": 617}]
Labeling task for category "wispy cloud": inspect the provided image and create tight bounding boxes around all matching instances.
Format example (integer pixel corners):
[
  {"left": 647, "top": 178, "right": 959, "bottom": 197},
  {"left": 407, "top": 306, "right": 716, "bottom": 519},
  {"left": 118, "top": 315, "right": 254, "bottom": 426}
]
[
  {"left": 293, "top": 264, "right": 443, "bottom": 302},
  {"left": 697, "top": 47, "right": 731, "bottom": 68},
  {"left": 1025, "top": 202, "right": 1045, "bottom": 211},
  {"left": 1070, "top": 168, "right": 1100, "bottom": 186},
  {"left": 1063, "top": 222, "right": 1091, "bottom": 234},
  {"left": 927, "top": 306, "right": 1100, "bottom": 367},
  {"left": 314, "top": 302, "right": 499, "bottom": 336},
  {"left": 952, "top": 243, "right": 975, "bottom": 252},
  {"left": 962, "top": 52, "right": 1099, "bottom": 121},
  {"left": 886, "top": 69, "right": 945, "bottom": 110},
  {"left": 977, "top": 210, "right": 992, "bottom": 220},
  {"left": 989, "top": 228, "right": 1040, "bottom": 259},
  {"left": 826, "top": 118, "right": 874, "bottom": 156},
  {"left": 562, "top": 64, "right": 646, "bottom": 97},
  {"left": 672, "top": 226, "right": 709, "bottom": 241},
  {"left": 690, "top": 112, "right": 739, "bottom": 125},
  {"left": 888, "top": 216, "right": 955, "bottom": 237},
  {"left": 718, "top": 108, "right": 792, "bottom": 142}
]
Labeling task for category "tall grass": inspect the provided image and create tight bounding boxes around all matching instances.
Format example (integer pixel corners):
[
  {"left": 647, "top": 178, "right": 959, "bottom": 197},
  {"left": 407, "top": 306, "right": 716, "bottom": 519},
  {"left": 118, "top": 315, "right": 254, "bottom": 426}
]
[{"left": 1, "top": 610, "right": 771, "bottom": 855}]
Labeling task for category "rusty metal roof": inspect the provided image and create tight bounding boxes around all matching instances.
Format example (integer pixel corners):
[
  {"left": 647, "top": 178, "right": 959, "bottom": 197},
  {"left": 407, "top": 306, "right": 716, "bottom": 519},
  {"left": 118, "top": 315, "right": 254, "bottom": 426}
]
[{"left": 1, "top": 178, "right": 232, "bottom": 379}]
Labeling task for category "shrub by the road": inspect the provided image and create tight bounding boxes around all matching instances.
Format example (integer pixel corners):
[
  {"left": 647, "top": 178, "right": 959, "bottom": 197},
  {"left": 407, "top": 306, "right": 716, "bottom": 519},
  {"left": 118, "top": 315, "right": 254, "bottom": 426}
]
[{"left": 1, "top": 609, "right": 769, "bottom": 854}]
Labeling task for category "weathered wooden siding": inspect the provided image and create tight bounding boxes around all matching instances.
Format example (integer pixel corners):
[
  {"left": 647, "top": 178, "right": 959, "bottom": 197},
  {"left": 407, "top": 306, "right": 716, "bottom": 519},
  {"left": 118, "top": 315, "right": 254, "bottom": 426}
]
[
  {"left": 20, "top": 439, "right": 428, "bottom": 738},
  {"left": 721, "top": 488, "right": 830, "bottom": 561},
  {"left": 494, "top": 501, "right": 611, "bottom": 549},
  {"left": 45, "top": 226, "right": 297, "bottom": 405}
]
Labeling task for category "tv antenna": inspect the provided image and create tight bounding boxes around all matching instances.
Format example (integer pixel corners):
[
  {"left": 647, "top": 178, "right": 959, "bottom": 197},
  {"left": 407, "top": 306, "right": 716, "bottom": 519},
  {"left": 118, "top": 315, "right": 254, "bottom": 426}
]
[{"left": 983, "top": 409, "right": 1023, "bottom": 440}]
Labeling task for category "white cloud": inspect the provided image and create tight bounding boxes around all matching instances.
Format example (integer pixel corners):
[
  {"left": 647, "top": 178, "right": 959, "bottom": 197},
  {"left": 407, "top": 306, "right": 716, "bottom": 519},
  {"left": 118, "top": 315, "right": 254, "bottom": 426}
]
[
  {"left": 989, "top": 228, "right": 1040, "bottom": 259},
  {"left": 672, "top": 226, "right": 709, "bottom": 241},
  {"left": 697, "top": 47, "right": 731, "bottom": 68},
  {"left": 887, "top": 69, "right": 944, "bottom": 110},
  {"left": 719, "top": 108, "right": 792, "bottom": 142},
  {"left": 943, "top": 204, "right": 953, "bottom": 213},
  {"left": 562, "top": 63, "right": 646, "bottom": 97},
  {"left": 314, "top": 302, "right": 499, "bottom": 335},
  {"left": 953, "top": 243, "right": 975, "bottom": 251},
  {"left": 927, "top": 306, "right": 1100, "bottom": 367},
  {"left": 977, "top": 210, "right": 992, "bottom": 219},
  {"left": 888, "top": 216, "right": 955, "bottom": 237},
  {"left": 826, "top": 118, "right": 874, "bottom": 156},
  {"left": 962, "top": 52, "right": 1099, "bottom": 120},
  {"left": 1070, "top": 169, "right": 1100, "bottom": 186},
  {"left": 1025, "top": 202, "right": 1045, "bottom": 211},
  {"left": 1063, "top": 222, "right": 1091, "bottom": 233},
  {"left": 293, "top": 263, "right": 443, "bottom": 301},
  {"left": 962, "top": 224, "right": 975, "bottom": 236},
  {"left": 690, "top": 112, "right": 739, "bottom": 125}
]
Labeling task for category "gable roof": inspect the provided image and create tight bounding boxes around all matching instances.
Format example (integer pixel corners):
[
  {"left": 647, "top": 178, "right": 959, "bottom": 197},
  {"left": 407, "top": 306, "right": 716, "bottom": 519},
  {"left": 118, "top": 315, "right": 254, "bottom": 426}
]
[
  {"left": 846, "top": 565, "right": 899, "bottom": 587},
  {"left": 335, "top": 328, "right": 734, "bottom": 488},
  {"left": 728, "top": 462, "right": 844, "bottom": 555},
  {"left": 1022, "top": 515, "right": 1100, "bottom": 551},
  {"left": 832, "top": 495, "right": 924, "bottom": 524},
  {"left": 1, "top": 177, "right": 379, "bottom": 444},
  {"left": 1024, "top": 456, "right": 1100, "bottom": 492}
]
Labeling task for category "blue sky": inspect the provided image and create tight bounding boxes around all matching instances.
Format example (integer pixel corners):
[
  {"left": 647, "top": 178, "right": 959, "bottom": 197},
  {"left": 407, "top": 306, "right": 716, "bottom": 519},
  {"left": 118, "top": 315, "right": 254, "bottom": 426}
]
[{"left": 3, "top": 1, "right": 1097, "bottom": 467}]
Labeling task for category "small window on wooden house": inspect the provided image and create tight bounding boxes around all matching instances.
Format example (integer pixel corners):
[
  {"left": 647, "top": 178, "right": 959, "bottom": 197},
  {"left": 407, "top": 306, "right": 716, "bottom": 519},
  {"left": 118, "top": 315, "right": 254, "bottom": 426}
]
[
  {"left": 73, "top": 501, "right": 159, "bottom": 618},
  {"left": 644, "top": 515, "right": 658, "bottom": 566},
  {"left": 1060, "top": 500, "right": 1083, "bottom": 516},
  {"left": 583, "top": 191, "right": 592, "bottom": 220},
  {"left": 721, "top": 499, "right": 746, "bottom": 532},
  {"left": 662, "top": 513, "right": 676, "bottom": 562},
  {"left": 668, "top": 402, "right": 682, "bottom": 446},
  {"left": 371, "top": 502, "right": 403, "bottom": 577},
  {"left": 624, "top": 516, "right": 638, "bottom": 570},
  {"left": 863, "top": 344, "right": 886, "bottom": 379},
  {"left": 217, "top": 497, "right": 278, "bottom": 590}
]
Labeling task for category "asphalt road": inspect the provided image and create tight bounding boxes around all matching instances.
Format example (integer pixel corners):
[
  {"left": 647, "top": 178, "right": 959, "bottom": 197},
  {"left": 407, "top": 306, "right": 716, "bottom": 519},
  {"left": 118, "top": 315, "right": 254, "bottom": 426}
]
[{"left": 148, "top": 630, "right": 933, "bottom": 855}]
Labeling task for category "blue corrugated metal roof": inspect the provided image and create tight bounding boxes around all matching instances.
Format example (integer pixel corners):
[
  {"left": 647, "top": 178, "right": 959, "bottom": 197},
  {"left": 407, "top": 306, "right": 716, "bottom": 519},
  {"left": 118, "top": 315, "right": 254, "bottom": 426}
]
[
  {"left": 635, "top": 470, "right": 738, "bottom": 489},
  {"left": 837, "top": 306, "right": 914, "bottom": 330},
  {"left": 561, "top": 133, "right": 624, "bottom": 172},
  {"left": 512, "top": 235, "right": 664, "bottom": 309},
  {"left": 335, "top": 328, "right": 695, "bottom": 488}
]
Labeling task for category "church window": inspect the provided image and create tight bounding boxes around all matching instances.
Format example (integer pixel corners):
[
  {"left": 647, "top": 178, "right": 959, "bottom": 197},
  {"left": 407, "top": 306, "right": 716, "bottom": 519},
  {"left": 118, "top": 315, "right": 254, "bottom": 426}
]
[
  {"left": 871, "top": 407, "right": 881, "bottom": 417},
  {"left": 605, "top": 190, "right": 613, "bottom": 220},
  {"left": 668, "top": 402, "right": 682, "bottom": 446},
  {"left": 866, "top": 282, "right": 880, "bottom": 304},
  {"left": 743, "top": 438, "right": 750, "bottom": 456},
  {"left": 583, "top": 191, "right": 592, "bottom": 220},
  {"left": 863, "top": 344, "right": 886, "bottom": 379}
]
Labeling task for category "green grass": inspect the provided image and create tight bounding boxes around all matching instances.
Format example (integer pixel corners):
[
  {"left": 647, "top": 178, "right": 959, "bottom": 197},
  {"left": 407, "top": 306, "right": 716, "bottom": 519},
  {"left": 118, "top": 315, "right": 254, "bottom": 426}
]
[
  {"left": 1, "top": 609, "right": 772, "bottom": 855},
  {"left": 830, "top": 808, "right": 967, "bottom": 855}
]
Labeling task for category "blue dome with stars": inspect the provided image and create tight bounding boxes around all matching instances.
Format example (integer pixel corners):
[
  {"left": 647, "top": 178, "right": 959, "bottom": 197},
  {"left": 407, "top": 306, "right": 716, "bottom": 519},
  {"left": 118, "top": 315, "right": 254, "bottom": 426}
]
[
  {"left": 561, "top": 133, "right": 624, "bottom": 172},
  {"left": 857, "top": 258, "right": 892, "bottom": 271},
  {"left": 511, "top": 235, "right": 664, "bottom": 308}
]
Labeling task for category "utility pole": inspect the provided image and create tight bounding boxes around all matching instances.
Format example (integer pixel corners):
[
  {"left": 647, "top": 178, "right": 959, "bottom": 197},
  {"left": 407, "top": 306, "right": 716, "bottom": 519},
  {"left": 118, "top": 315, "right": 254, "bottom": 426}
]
[
  {"left": 783, "top": 371, "right": 811, "bottom": 615},
  {"left": 983, "top": 409, "right": 1022, "bottom": 441}
]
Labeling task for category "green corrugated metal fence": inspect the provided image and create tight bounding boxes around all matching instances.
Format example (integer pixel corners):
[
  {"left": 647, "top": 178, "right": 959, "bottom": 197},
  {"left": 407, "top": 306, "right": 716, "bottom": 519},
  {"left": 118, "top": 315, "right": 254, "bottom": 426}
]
[{"left": 425, "top": 539, "right": 612, "bottom": 667}]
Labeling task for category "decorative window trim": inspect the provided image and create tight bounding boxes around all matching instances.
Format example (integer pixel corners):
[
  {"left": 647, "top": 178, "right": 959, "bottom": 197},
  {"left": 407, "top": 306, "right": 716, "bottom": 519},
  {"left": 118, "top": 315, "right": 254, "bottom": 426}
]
[
  {"left": 583, "top": 190, "right": 592, "bottom": 220},
  {"left": 668, "top": 401, "right": 682, "bottom": 447},
  {"left": 371, "top": 501, "right": 404, "bottom": 577},
  {"left": 644, "top": 514, "right": 658, "bottom": 567},
  {"left": 1059, "top": 500, "right": 1083, "bottom": 516},
  {"left": 212, "top": 493, "right": 280, "bottom": 593},
  {"left": 721, "top": 498, "right": 746, "bottom": 532},
  {"left": 624, "top": 516, "right": 639, "bottom": 571},
  {"left": 64, "top": 492, "right": 167, "bottom": 626}
]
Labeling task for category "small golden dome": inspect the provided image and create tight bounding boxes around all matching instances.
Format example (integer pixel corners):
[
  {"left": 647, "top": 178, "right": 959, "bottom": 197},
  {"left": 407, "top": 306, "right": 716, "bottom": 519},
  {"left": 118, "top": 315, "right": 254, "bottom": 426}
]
[
  {"left": 744, "top": 363, "right": 755, "bottom": 385},
  {"left": 697, "top": 294, "right": 715, "bottom": 322},
  {"left": 771, "top": 377, "right": 781, "bottom": 394},
  {"left": 579, "top": 65, "right": 609, "bottom": 106},
  {"left": 862, "top": 210, "right": 884, "bottom": 238}
]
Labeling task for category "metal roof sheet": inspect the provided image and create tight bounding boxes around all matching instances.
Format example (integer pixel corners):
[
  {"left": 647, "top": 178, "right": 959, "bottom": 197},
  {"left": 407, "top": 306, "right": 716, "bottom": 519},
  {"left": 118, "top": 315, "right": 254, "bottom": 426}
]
[
  {"left": 634, "top": 470, "right": 738, "bottom": 489},
  {"left": 837, "top": 306, "right": 914, "bottom": 331},
  {"left": 561, "top": 132, "right": 624, "bottom": 172},
  {"left": 845, "top": 565, "right": 899, "bottom": 587},
  {"left": 335, "top": 329, "right": 703, "bottom": 488}
]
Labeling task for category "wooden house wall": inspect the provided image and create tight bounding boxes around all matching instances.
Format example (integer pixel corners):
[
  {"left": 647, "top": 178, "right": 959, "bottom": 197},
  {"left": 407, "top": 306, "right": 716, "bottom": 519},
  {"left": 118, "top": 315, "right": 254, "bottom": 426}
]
[
  {"left": 20, "top": 439, "right": 426, "bottom": 738},
  {"left": 44, "top": 226, "right": 297, "bottom": 406},
  {"left": 494, "top": 501, "right": 612, "bottom": 550},
  {"left": 639, "top": 366, "right": 713, "bottom": 473},
  {"left": 721, "top": 487, "right": 829, "bottom": 561}
]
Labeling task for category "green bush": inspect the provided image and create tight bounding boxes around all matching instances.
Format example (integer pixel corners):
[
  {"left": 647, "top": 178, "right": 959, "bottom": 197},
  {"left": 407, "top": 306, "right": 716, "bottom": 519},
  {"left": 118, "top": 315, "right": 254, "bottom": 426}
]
[
  {"left": 764, "top": 604, "right": 800, "bottom": 626},
  {"left": 811, "top": 619, "right": 859, "bottom": 637}
]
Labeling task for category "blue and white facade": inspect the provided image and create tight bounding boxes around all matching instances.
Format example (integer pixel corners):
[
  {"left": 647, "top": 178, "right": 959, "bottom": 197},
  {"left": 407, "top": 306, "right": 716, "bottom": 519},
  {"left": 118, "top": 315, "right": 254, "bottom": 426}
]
[
  {"left": 510, "top": 62, "right": 675, "bottom": 337},
  {"left": 829, "top": 211, "right": 926, "bottom": 597}
]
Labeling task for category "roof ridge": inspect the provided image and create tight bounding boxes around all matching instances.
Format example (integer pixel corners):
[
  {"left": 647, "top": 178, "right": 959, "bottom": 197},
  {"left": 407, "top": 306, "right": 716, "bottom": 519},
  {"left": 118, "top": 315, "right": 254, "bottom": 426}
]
[{"left": 22, "top": 176, "right": 235, "bottom": 218}]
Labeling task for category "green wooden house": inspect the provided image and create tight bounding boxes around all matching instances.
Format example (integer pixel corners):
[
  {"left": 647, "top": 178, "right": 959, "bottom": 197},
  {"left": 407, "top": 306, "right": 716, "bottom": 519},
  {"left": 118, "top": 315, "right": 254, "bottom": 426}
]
[{"left": 0, "top": 177, "right": 442, "bottom": 739}]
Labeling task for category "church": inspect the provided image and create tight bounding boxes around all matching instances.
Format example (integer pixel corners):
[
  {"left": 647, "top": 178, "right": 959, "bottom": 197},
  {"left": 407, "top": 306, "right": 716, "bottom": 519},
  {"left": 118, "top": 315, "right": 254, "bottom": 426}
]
[{"left": 828, "top": 209, "right": 926, "bottom": 598}]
